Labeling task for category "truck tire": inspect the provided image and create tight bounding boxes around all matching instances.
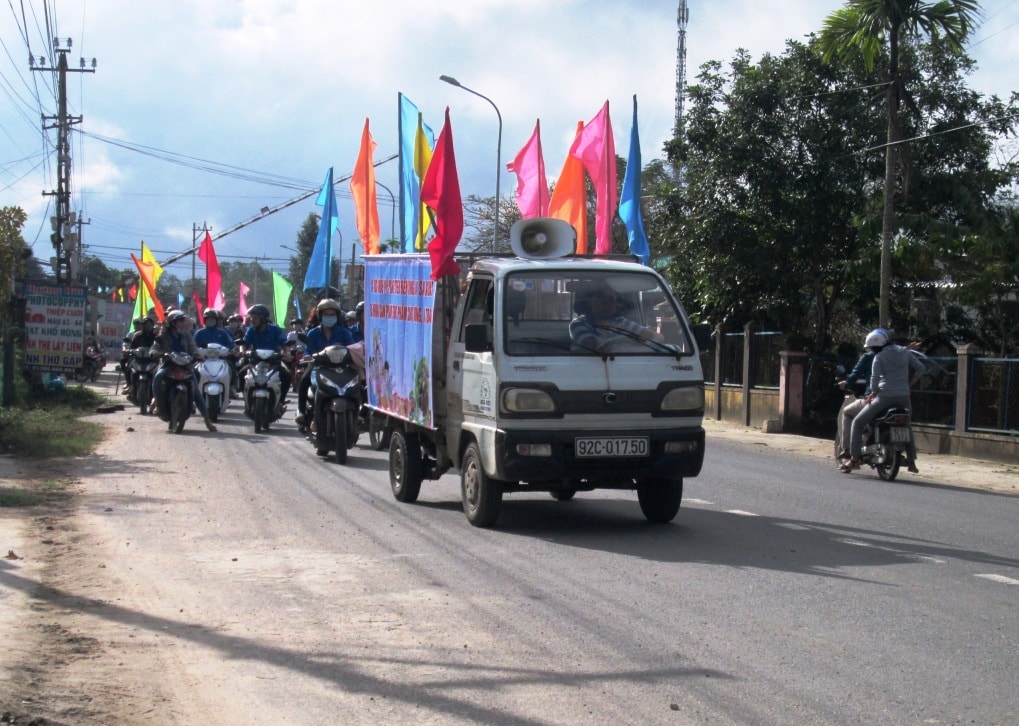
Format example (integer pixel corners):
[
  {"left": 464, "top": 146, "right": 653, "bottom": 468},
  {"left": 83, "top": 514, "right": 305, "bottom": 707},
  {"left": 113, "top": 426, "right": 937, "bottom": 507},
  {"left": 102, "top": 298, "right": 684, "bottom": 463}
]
[
  {"left": 389, "top": 429, "right": 422, "bottom": 503},
  {"left": 368, "top": 411, "right": 391, "bottom": 451},
  {"left": 636, "top": 477, "right": 682, "bottom": 523},
  {"left": 550, "top": 489, "right": 576, "bottom": 501},
  {"left": 461, "top": 442, "right": 502, "bottom": 528}
]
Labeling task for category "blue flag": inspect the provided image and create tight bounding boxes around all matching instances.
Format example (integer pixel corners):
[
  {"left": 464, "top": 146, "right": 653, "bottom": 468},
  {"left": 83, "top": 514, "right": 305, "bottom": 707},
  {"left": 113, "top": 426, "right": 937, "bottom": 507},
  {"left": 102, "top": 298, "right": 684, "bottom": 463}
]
[
  {"left": 619, "top": 95, "right": 650, "bottom": 265},
  {"left": 304, "top": 167, "right": 337, "bottom": 291},
  {"left": 398, "top": 93, "right": 420, "bottom": 254}
]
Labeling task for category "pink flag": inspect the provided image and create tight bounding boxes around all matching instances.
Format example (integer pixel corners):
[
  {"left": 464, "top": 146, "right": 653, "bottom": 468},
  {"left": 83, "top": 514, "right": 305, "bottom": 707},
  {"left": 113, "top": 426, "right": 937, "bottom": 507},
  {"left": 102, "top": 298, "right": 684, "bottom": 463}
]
[
  {"left": 569, "top": 101, "right": 616, "bottom": 254},
  {"left": 420, "top": 107, "right": 463, "bottom": 281},
  {"left": 506, "top": 119, "right": 549, "bottom": 219},
  {"left": 238, "top": 282, "right": 250, "bottom": 317},
  {"left": 197, "top": 232, "right": 226, "bottom": 309}
]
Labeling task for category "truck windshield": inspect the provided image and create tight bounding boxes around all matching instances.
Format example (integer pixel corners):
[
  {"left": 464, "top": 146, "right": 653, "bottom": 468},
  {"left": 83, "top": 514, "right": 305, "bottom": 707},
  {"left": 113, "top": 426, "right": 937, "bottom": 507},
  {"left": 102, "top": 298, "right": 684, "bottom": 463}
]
[{"left": 501, "top": 271, "right": 696, "bottom": 357}]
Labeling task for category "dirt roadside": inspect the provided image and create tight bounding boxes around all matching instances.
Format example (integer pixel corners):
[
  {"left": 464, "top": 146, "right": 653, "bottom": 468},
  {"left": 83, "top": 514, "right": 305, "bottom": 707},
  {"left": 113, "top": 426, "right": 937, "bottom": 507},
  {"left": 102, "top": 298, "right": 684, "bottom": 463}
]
[{"left": 0, "top": 415, "right": 1015, "bottom": 724}]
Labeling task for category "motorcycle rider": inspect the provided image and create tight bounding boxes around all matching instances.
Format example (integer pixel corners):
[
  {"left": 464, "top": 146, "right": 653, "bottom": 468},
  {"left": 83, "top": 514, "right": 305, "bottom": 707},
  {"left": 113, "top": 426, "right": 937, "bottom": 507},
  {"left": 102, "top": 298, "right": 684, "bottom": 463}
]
[
  {"left": 150, "top": 309, "right": 217, "bottom": 431},
  {"left": 124, "top": 314, "right": 159, "bottom": 398},
  {"left": 295, "top": 299, "right": 354, "bottom": 427},
  {"left": 194, "top": 308, "right": 240, "bottom": 397},
  {"left": 241, "top": 303, "right": 292, "bottom": 410},
  {"left": 348, "top": 302, "right": 364, "bottom": 343},
  {"left": 845, "top": 329, "right": 924, "bottom": 473}
]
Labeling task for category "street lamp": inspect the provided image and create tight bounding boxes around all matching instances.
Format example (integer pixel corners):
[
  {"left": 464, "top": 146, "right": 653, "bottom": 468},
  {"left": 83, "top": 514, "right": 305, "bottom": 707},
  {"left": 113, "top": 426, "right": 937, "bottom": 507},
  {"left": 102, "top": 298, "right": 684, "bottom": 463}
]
[
  {"left": 439, "top": 74, "right": 502, "bottom": 252},
  {"left": 375, "top": 180, "right": 397, "bottom": 244}
]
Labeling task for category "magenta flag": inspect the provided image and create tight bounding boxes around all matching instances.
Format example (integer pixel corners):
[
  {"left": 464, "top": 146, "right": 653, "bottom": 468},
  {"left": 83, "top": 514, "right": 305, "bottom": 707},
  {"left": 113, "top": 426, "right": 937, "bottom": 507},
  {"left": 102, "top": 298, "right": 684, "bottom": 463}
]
[
  {"left": 420, "top": 107, "right": 463, "bottom": 281},
  {"left": 238, "top": 282, "right": 250, "bottom": 316},
  {"left": 506, "top": 119, "right": 549, "bottom": 219},
  {"left": 569, "top": 101, "right": 616, "bottom": 254},
  {"left": 197, "top": 232, "right": 226, "bottom": 310}
]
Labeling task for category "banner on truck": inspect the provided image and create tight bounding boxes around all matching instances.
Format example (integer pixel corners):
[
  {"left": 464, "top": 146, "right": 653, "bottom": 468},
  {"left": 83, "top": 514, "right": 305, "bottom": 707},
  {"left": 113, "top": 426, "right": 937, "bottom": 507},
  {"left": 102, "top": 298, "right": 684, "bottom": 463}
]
[
  {"left": 20, "top": 283, "right": 88, "bottom": 373},
  {"left": 364, "top": 257, "right": 435, "bottom": 429}
]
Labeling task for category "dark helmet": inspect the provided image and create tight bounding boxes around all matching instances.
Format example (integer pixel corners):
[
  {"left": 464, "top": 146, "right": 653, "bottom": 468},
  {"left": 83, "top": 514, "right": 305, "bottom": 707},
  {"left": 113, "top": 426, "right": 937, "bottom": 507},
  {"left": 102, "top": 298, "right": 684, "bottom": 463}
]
[
  {"left": 355, "top": 301, "right": 364, "bottom": 315},
  {"left": 227, "top": 314, "right": 243, "bottom": 323},
  {"left": 165, "top": 310, "right": 187, "bottom": 327},
  {"left": 248, "top": 304, "right": 270, "bottom": 320},
  {"left": 202, "top": 307, "right": 219, "bottom": 320}
]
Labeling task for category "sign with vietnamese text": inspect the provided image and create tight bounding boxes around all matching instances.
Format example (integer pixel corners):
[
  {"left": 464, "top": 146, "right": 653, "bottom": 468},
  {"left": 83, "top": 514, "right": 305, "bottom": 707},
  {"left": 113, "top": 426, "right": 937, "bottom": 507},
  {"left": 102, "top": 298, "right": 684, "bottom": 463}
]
[
  {"left": 21, "top": 283, "right": 88, "bottom": 372},
  {"left": 364, "top": 258, "right": 435, "bottom": 428}
]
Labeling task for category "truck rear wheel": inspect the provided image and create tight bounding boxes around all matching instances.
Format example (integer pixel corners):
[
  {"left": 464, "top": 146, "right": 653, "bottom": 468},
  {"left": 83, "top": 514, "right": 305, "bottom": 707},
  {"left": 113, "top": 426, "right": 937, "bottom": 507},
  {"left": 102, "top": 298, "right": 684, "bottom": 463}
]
[
  {"left": 636, "top": 477, "right": 683, "bottom": 523},
  {"left": 389, "top": 429, "right": 422, "bottom": 503},
  {"left": 461, "top": 442, "right": 502, "bottom": 528}
]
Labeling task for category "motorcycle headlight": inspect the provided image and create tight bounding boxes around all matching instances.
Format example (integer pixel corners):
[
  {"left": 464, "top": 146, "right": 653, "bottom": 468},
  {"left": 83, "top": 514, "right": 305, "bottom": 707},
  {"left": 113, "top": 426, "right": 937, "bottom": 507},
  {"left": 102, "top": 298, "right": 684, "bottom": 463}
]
[{"left": 324, "top": 346, "right": 349, "bottom": 365}]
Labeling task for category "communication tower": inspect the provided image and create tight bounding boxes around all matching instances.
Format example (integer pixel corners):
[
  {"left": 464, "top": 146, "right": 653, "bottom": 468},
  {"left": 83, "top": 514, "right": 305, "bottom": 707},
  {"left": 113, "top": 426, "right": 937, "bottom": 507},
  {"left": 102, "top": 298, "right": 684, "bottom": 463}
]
[{"left": 674, "top": 1, "right": 689, "bottom": 182}]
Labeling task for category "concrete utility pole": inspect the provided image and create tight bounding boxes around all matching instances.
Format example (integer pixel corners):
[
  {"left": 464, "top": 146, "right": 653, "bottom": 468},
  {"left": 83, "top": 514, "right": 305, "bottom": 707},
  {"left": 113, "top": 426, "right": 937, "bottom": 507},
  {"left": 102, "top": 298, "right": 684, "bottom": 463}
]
[
  {"left": 674, "top": 0, "right": 689, "bottom": 184},
  {"left": 32, "top": 39, "right": 96, "bottom": 284}
]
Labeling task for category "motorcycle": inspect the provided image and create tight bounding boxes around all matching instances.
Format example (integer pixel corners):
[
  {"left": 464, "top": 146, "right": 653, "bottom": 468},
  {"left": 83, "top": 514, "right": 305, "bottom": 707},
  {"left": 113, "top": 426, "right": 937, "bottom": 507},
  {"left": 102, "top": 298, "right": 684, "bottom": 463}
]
[
  {"left": 837, "top": 381, "right": 915, "bottom": 481},
  {"left": 125, "top": 346, "right": 159, "bottom": 415},
  {"left": 195, "top": 343, "right": 232, "bottom": 423},
  {"left": 243, "top": 348, "right": 286, "bottom": 433},
  {"left": 75, "top": 343, "right": 107, "bottom": 383},
  {"left": 305, "top": 344, "right": 362, "bottom": 464},
  {"left": 158, "top": 351, "right": 196, "bottom": 434}
]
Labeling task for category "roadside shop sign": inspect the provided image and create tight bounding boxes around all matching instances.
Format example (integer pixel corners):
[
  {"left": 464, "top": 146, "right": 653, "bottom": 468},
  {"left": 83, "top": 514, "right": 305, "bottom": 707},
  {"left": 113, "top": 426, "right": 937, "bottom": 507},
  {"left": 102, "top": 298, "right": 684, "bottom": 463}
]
[{"left": 20, "top": 283, "right": 88, "bottom": 373}]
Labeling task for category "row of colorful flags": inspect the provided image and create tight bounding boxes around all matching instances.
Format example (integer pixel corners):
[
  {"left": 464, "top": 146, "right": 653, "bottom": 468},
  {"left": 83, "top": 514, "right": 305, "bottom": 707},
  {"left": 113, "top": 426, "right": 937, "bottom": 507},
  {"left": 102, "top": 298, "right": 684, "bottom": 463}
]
[{"left": 114, "top": 93, "right": 651, "bottom": 311}]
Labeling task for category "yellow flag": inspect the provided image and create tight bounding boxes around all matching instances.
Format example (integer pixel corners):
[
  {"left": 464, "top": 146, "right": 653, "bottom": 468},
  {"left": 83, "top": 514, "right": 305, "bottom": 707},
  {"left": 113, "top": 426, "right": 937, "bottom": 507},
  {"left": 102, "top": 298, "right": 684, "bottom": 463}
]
[{"left": 413, "top": 113, "right": 434, "bottom": 250}]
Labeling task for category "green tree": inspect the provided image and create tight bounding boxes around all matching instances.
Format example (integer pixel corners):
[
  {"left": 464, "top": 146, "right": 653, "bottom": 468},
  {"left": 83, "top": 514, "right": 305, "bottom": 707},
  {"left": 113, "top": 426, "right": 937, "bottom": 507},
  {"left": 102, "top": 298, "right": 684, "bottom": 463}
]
[
  {"left": 1, "top": 207, "right": 30, "bottom": 318},
  {"left": 818, "top": 0, "right": 980, "bottom": 328}
]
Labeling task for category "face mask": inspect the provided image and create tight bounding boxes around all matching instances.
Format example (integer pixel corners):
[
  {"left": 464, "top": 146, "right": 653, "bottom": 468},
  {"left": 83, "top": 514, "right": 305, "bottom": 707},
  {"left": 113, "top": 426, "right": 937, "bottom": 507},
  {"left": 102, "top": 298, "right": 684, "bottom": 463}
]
[
  {"left": 321, "top": 315, "right": 337, "bottom": 328},
  {"left": 204, "top": 319, "right": 217, "bottom": 328},
  {"left": 228, "top": 322, "right": 239, "bottom": 330}
]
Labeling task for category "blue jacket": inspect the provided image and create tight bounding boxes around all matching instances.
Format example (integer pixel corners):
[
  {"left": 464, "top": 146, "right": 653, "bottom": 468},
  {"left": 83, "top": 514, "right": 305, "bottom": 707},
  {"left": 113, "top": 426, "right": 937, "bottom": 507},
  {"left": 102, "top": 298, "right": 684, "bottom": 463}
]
[
  {"left": 242, "top": 323, "right": 287, "bottom": 351},
  {"left": 194, "top": 326, "right": 237, "bottom": 350},
  {"left": 305, "top": 325, "right": 354, "bottom": 355}
]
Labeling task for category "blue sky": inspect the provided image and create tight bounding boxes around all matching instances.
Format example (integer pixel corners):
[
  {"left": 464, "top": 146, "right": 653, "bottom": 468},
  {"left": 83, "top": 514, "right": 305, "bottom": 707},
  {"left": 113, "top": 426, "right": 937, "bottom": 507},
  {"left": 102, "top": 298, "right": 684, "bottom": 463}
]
[{"left": 2, "top": 0, "right": 1016, "bottom": 281}]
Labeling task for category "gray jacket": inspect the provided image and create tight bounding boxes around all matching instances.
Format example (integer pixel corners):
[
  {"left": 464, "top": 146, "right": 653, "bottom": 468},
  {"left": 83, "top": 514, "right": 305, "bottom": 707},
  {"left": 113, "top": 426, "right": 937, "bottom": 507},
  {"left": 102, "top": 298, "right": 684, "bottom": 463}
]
[{"left": 870, "top": 345, "right": 925, "bottom": 399}]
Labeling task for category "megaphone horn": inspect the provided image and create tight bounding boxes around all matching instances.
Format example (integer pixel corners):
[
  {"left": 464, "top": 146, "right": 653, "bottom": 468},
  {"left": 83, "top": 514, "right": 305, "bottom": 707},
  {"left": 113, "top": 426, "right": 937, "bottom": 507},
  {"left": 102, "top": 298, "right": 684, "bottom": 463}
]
[{"left": 509, "top": 218, "right": 577, "bottom": 260}]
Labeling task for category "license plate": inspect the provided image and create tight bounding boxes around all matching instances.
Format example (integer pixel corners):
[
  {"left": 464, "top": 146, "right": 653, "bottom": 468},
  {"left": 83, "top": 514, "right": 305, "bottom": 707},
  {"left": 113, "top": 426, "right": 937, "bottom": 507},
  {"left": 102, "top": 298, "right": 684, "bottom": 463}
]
[
  {"left": 890, "top": 427, "right": 911, "bottom": 443},
  {"left": 575, "top": 436, "right": 649, "bottom": 458}
]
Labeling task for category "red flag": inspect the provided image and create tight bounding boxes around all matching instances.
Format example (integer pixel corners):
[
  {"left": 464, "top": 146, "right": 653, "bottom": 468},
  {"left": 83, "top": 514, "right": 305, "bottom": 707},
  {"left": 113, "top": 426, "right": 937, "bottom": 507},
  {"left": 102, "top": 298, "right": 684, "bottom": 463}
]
[
  {"left": 192, "top": 291, "right": 205, "bottom": 313},
  {"left": 350, "top": 118, "right": 381, "bottom": 255},
  {"left": 238, "top": 282, "right": 250, "bottom": 317},
  {"left": 506, "top": 119, "right": 549, "bottom": 218},
  {"left": 569, "top": 101, "right": 616, "bottom": 254},
  {"left": 420, "top": 107, "right": 463, "bottom": 280},
  {"left": 128, "top": 284, "right": 137, "bottom": 302},
  {"left": 549, "top": 121, "right": 590, "bottom": 253},
  {"left": 129, "top": 254, "right": 165, "bottom": 321},
  {"left": 197, "top": 232, "right": 226, "bottom": 310}
]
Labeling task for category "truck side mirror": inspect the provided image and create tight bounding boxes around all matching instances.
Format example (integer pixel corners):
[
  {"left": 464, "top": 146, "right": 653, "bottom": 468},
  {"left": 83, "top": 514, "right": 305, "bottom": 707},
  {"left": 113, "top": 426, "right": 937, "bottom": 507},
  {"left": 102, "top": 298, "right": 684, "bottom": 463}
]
[
  {"left": 465, "top": 323, "right": 492, "bottom": 353},
  {"left": 691, "top": 323, "right": 712, "bottom": 350}
]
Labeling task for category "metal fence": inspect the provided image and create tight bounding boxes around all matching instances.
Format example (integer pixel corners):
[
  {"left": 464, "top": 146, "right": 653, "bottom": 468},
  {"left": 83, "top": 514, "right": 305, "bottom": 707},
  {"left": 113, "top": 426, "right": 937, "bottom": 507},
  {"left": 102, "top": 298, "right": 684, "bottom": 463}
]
[
  {"left": 970, "top": 358, "right": 1019, "bottom": 434},
  {"left": 912, "top": 356, "right": 957, "bottom": 428},
  {"left": 720, "top": 332, "right": 744, "bottom": 386},
  {"left": 751, "top": 332, "right": 785, "bottom": 388}
]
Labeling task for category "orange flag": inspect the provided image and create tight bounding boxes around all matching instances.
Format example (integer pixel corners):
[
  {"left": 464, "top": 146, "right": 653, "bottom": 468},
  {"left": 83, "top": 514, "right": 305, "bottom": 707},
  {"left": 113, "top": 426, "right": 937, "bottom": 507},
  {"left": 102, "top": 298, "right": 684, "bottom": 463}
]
[
  {"left": 130, "top": 253, "right": 165, "bottom": 321},
  {"left": 548, "top": 121, "right": 590, "bottom": 253},
  {"left": 350, "top": 118, "right": 381, "bottom": 255}
]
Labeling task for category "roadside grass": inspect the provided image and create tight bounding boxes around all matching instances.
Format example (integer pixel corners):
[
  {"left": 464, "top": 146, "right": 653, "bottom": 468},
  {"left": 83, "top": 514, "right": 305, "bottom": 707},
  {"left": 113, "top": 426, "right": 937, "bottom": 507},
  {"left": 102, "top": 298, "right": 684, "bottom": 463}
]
[
  {"left": 0, "top": 384, "right": 106, "bottom": 460},
  {"left": 0, "top": 479, "right": 68, "bottom": 507}
]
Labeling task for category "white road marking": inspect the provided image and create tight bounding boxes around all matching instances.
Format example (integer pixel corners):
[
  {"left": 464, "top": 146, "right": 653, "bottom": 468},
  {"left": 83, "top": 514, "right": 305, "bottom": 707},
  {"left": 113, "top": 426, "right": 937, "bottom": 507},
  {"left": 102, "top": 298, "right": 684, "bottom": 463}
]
[
  {"left": 975, "top": 574, "right": 1019, "bottom": 586},
  {"left": 725, "top": 510, "right": 760, "bottom": 517},
  {"left": 684, "top": 498, "right": 713, "bottom": 506}
]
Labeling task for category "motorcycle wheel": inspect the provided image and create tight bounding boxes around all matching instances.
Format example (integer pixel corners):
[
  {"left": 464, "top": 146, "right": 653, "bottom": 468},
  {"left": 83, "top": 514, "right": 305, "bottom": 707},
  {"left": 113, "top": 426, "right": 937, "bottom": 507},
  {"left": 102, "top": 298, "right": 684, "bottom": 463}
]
[
  {"left": 136, "top": 380, "right": 150, "bottom": 416},
  {"left": 550, "top": 489, "right": 576, "bottom": 501},
  {"left": 460, "top": 441, "right": 502, "bottom": 528},
  {"left": 170, "top": 390, "right": 187, "bottom": 434},
  {"left": 368, "top": 411, "right": 391, "bottom": 451},
  {"left": 636, "top": 477, "right": 683, "bottom": 523},
  {"left": 74, "top": 364, "right": 90, "bottom": 383},
  {"left": 334, "top": 411, "right": 348, "bottom": 465},
  {"left": 207, "top": 394, "right": 220, "bottom": 423},
  {"left": 875, "top": 445, "right": 901, "bottom": 481},
  {"left": 254, "top": 397, "right": 268, "bottom": 433},
  {"left": 389, "top": 429, "right": 422, "bottom": 503}
]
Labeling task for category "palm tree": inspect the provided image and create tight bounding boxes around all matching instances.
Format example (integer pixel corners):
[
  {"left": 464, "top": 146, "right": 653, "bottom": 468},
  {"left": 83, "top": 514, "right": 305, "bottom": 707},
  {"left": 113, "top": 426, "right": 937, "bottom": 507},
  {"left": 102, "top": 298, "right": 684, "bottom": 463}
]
[{"left": 818, "top": 0, "right": 980, "bottom": 328}]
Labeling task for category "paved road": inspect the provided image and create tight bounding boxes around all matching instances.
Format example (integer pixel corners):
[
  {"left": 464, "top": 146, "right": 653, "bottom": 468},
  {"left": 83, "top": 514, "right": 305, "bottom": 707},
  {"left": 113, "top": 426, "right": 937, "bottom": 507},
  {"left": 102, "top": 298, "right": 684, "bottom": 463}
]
[{"left": 3, "top": 377, "right": 1017, "bottom": 724}]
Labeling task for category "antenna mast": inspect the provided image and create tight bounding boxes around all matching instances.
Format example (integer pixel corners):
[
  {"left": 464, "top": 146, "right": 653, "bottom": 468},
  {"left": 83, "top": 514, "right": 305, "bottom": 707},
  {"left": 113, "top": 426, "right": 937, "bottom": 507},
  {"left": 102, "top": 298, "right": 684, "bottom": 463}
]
[{"left": 674, "top": 0, "right": 689, "bottom": 182}]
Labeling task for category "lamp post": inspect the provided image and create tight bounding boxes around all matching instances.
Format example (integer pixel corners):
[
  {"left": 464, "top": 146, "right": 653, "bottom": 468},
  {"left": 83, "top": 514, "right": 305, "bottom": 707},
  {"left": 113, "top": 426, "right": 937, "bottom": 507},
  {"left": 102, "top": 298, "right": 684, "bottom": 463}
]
[
  {"left": 375, "top": 180, "right": 397, "bottom": 244},
  {"left": 439, "top": 74, "right": 502, "bottom": 252}
]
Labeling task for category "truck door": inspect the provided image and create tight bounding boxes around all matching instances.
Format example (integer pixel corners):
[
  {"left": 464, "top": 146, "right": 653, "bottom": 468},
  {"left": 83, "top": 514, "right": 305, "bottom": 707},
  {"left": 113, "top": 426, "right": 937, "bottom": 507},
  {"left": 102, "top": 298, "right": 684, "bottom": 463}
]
[{"left": 447, "top": 278, "right": 495, "bottom": 457}]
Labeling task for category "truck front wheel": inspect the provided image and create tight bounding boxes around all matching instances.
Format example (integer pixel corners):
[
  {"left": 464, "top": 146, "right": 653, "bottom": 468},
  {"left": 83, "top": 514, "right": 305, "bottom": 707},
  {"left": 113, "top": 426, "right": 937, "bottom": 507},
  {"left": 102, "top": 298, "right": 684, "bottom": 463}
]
[
  {"left": 636, "top": 477, "right": 683, "bottom": 523},
  {"left": 389, "top": 429, "right": 422, "bottom": 503},
  {"left": 461, "top": 442, "right": 502, "bottom": 528}
]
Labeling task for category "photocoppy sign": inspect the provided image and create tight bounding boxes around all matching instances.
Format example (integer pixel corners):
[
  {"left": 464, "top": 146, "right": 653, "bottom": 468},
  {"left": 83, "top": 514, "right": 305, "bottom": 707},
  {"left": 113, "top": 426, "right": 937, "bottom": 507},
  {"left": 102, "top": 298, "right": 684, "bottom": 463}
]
[{"left": 21, "top": 283, "right": 88, "bottom": 373}]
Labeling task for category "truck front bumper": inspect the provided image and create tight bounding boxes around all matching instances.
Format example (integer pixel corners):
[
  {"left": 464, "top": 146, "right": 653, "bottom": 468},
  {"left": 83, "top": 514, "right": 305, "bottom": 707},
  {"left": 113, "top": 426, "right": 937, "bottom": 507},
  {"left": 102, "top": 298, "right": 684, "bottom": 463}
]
[{"left": 493, "top": 426, "right": 705, "bottom": 484}]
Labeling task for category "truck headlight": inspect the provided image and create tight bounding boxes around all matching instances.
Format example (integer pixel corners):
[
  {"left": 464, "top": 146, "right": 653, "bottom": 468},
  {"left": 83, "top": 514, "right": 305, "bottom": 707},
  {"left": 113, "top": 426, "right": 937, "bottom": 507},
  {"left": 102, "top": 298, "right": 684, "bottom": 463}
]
[
  {"left": 661, "top": 386, "right": 704, "bottom": 412},
  {"left": 502, "top": 387, "right": 556, "bottom": 413}
]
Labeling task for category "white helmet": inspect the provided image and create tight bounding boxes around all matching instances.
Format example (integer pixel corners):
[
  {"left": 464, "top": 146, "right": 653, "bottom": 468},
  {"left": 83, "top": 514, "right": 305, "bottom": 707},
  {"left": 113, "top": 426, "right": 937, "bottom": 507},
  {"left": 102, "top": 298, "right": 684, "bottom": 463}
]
[{"left": 864, "top": 329, "right": 888, "bottom": 350}]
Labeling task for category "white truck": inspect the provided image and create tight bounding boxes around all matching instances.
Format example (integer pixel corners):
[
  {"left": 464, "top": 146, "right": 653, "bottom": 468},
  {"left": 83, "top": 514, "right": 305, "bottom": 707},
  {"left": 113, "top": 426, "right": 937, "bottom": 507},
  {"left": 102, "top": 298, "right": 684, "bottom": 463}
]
[{"left": 363, "top": 218, "right": 710, "bottom": 527}]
